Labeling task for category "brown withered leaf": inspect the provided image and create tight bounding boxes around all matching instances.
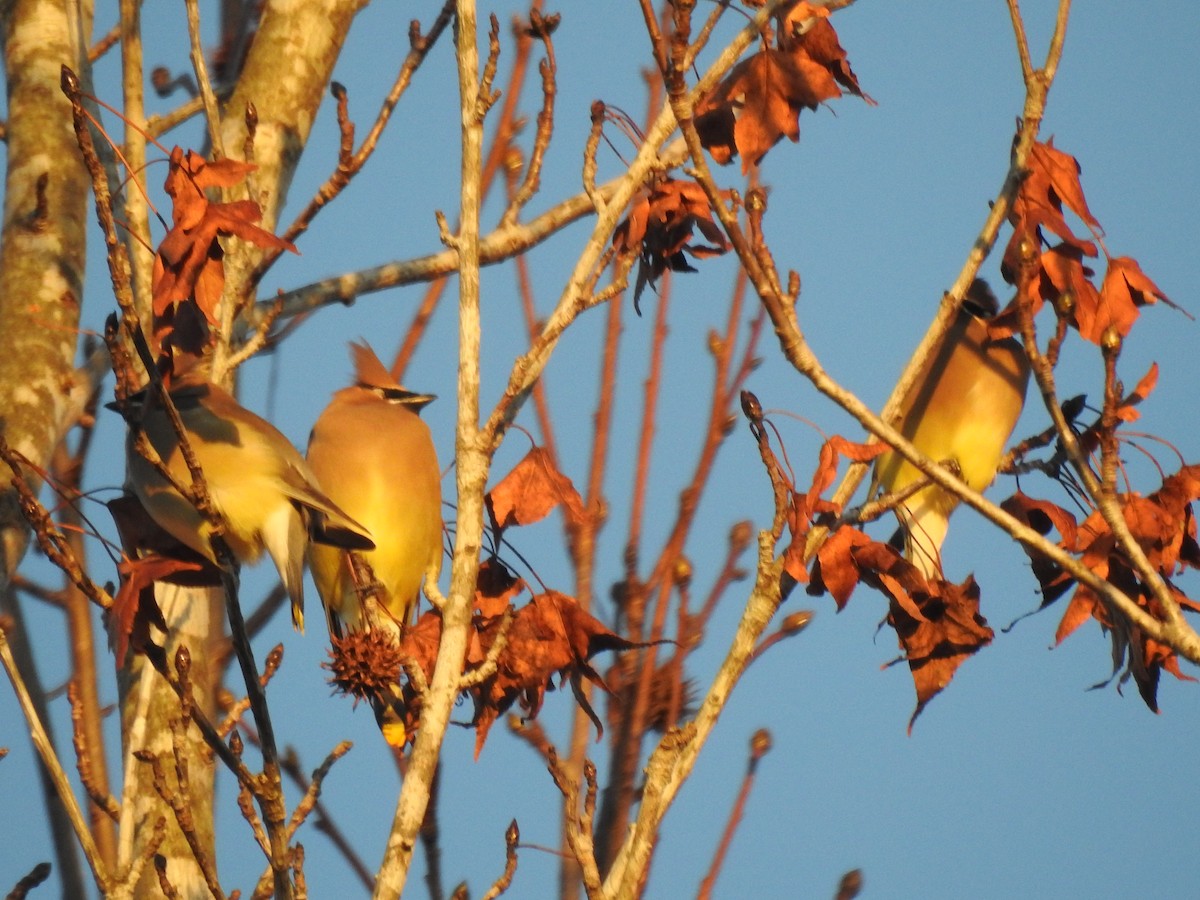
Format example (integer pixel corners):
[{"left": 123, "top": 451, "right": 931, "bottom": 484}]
[
  {"left": 841, "top": 543, "right": 993, "bottom": 728},
  {"left": 778, "top": 3, "right": 874, "bottom": 102},
  {"left": 474, "top": 557, "right": 526, "bottom": 619},
  {"left": 1115, "top": 363, "right": 1158, "bottom": 423},
  {"left": 696, "top": 50, "right": 842, "bottom": 172},
  {"left": 783, "top": 518, "right": 814, "bottom": 589},
  {"left": 1139, "top": 632, "right": 1199, "bottom": 710},
  {"left": 1000, "top": 492, "right": 1079, "bottom": 605},
  {"left": 110, "top": 555, "right": 199, "bottom": 664},
  {"left": 1055, "top": 583, "right": 1105, "bottom": 647},
  {"left": 1005, "top": 467, "right": 1200, "bottom": 711},
  {"left": 881, "top": 572, "right": 994, "bottom": 733},
  {"left": 1054, "top": 520, "right": 1119, "bottom": 645},
  {"left": 696, "top": 4, "right": 869, "bottom": 171},
  {"left": 806, "top": 524, "right": 874, "bottom": 610},
  {"left": 612, "top": 178, "right": 730, "bottom": 311},
  {"left": 486, "top": 446, "right": 586, "bottom": 532},
  {"left": 852, "top": 540, "right": 934, "bottom": 625},
  {"left": 799, "top": 436, "right": 888, "bottom": 526},
  {"left": 1011, "top": 140, "right": 1101, "bottom": 256},
  {"left": 469, "top": 591, "right": 644, "bottom": 757},
  {"left": 1035, "top": 242, "right": 1101, "bottom": 334},
  {"left": 1136, "top": 465, "right": 1200, "bottom": 577},
  {"left": 783, "top": 436, "right": 887, "bottom": 589},
  {"left": 1088, "top": 256, "right": 1180, "bottom": 344},
  {"left": 396, "top": 610, "right": 444, "bottom": 685},
  {"left": 1073, "top": 466, "right": 1200, "bottom": 591},
  {"left": 152, "top": 147, "right": 298, "bottom": 327},
  {"left": 1027, "top": 140, "right": 1103, "bottom": 237},
  {"left": 107, "top": 495, "right": 216, "bottom": 664}
]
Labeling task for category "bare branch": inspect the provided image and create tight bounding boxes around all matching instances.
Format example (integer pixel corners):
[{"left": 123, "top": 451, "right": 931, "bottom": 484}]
[{"left": 0, "top": 626, "right": 110, "bottom": 893}]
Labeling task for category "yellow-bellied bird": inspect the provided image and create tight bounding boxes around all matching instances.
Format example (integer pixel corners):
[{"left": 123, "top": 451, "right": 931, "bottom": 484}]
[
  {"left": 871, "top": 280, "right": 1030, "bottom": 578},
  {"left": 306, "top": 342, "right": 442, "bottom": 636},
  {"left": 115, "top": 374, "right": 375, "bottom": 632}
]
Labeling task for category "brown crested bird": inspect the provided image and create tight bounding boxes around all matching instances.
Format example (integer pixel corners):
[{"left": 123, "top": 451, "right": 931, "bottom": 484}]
[
  {"left": 306, "top": 342, "right": 442, "bottom": 637},
  {"left": 115, "top": 372, "right": 374, "bottom": 632},
  {"left": 871, "top": 280, "right": 1030, "bottom": 578}
]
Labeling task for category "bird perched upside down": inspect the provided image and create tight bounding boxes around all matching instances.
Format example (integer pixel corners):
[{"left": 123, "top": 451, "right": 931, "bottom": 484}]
[
  {"left": 113, "top": 372, "right": 375, "bottom": 632},
  {"left": 871, "top": 280, "right": 1030, "bottom": 578},
  {"left": 306, "top": 342, "right": 443, "bottom": 638}
]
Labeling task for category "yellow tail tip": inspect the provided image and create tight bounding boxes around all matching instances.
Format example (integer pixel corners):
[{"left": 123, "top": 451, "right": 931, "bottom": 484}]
[{"left": 381, "top": 720, "right": 408, "bottom": 748}]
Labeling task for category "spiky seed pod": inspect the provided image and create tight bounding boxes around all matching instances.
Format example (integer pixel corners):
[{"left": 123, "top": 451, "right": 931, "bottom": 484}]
[{"left": 325, "top": 630, "right": 403, "bottom": 706}]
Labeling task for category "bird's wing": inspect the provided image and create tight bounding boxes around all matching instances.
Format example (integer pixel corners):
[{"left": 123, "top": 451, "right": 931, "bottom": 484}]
[{"left": 279, "top": 461, "right": 375, "bottom": 551}]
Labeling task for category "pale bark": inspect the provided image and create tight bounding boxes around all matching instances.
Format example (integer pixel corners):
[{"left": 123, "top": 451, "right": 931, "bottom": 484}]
[
  {"left": 111, "top": 3, "right": 368, "bottom": 896},
  {"left": 115, "top": 586, "right": 218, "bottom": 899},
  {"left": 214, "top": 0, "right": 369, "bottom": 377},
  {"left": 0, "top": 0, "right": 92, "bottom": 585},
  {"left": 373, "top": 0, "right": 487, "bottom": 893},
  {"left": 0, "top": 0, "right": 92, "bottom": 887}
]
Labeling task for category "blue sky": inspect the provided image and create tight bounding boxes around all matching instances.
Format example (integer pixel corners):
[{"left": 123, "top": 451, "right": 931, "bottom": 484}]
[{"left": 2, "top": 2, "right": 1198, "bottom": 898}]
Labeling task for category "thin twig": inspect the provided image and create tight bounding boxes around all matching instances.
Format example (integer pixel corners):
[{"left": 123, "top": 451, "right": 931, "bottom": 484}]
[
  {"left": 508, "top": 165, "right": 561, "bottom": 466},
  {"left": 498, "top": 10, "right": 557, "bottom": 227},
  {"left": 183, "top": 0, "right": 225, "bottom": 156},
  {"left": 250, "top": 742, "right": 355, "bottom": 895},
  {"left": 68, "top": 680, "right": 120, "bottom": 822},
  {"left": 134, "top": 744, "right": 225, "bottom": 899},
  {"left": 391, "top": 2, "right": 540, "bottom": 380},
  {"left": 250, "top": 0, "right": 457, "bottom": 289},
  {"left": 0, "top": 627, "right": 109, "bottom": 893},
  {"left": 52, "top": 416, "right": 119, "bottom": 864},
  {"left": 0, "top": 439, "right": 113, "bottom": 611},
  {"left": 119, "top": 0, "right": 153, "bottom": 314},
  {"left": 480, "top": 820, "right": 520, "bottom": 900},
  {"left": 595, "top": 282, "right": 671, "bottom": 867},
  {"left": 697, "top": 729, "right": 772, "bottom": 900}
]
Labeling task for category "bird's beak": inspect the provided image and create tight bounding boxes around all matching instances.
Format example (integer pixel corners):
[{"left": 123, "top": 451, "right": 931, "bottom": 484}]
[{"left": 381, "top": 388, "right": 436, "bottom": 411}]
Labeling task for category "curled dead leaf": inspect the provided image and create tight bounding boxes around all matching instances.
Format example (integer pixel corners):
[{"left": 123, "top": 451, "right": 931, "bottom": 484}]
[
  {"left": 152, "top": 147, "right": 298, "bottom": 330},
  {"left": 612, "top": 178, "right": 731, "bottom": 311},
  {"left": 486, "top": 446, "right": 586, "bottom": 531}
]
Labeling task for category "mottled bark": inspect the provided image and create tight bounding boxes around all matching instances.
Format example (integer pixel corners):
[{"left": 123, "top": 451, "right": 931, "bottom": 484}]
[
  {"left": 215, "top": 0, "right": 369, "bottom": 373},
  {"left": 116, "top": 587, "right": 219, "bottom": 899},
  {"left": 0, "top": 0, "right": 92, "bottom": 891},
  {"left": 110, "top": 2, "right": 368, "bottom": 896},
  {"left": 0, "top": 0, "right": 92, "bottom": 584}
]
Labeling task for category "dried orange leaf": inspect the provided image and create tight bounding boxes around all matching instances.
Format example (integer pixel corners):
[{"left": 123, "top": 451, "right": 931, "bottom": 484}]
[
  {"left": 152, "top": 147, "right": 298, "bottom": 328},
  {"left": 111, "top": 555, "right": 199, "bottom": 664},
  {"left": 474, "top": 558, "right": 526, "bottom": 618},
  {"left": 807, "top": 525, "right": 872, "bottom": 610},
  {"left": 486, "top": 447, "right": 586, "bottom": 530}
]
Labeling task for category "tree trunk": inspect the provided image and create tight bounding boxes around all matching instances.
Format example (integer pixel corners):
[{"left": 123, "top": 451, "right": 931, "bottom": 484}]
[{"left": 0, "top": 0, "right": 92, "bottom": 886}]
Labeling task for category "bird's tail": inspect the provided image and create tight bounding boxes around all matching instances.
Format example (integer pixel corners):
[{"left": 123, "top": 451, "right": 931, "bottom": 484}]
[{"left": 896, "top": 497, "right": 950, "bottom": 581}]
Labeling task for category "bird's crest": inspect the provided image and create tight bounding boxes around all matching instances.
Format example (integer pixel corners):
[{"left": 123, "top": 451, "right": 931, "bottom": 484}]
[
  {"left": 351, "top": 341, "right": 401, "bottom": 391},
  {"left": 350, "top": 341, "right": 436, "bottom": 410}
]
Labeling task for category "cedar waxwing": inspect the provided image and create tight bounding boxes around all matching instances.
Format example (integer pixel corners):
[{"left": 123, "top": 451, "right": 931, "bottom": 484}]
[
  {"left": 306, "top": 342, "right": 442, "bottom": 637},
  {"left": 113, "top": 373, "right": 375, "bottom": 632},
  {"left": 872, "top": 281, "right": 1030, "bottom": 578}
]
